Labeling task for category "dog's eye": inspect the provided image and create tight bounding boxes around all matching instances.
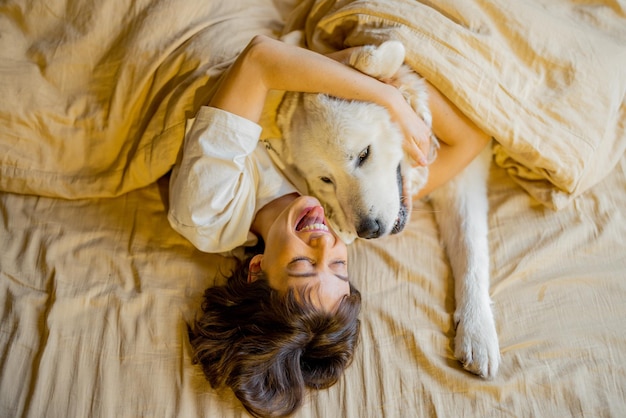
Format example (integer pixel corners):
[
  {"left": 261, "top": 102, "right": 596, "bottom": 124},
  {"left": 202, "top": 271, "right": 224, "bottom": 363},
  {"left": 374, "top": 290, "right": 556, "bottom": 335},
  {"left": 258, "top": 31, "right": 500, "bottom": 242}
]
[
  {"left": 357, "top": 146, "right": 370, "bottom": 167},
  {"left": 320, "top": 176, "right": 333, "bottom": 184}
]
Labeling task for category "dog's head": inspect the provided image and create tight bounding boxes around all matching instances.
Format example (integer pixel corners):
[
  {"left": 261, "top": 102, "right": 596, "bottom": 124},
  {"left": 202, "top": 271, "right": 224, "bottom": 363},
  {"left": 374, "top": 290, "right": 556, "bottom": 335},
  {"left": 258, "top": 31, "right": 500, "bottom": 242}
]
[
  {"left": 274, "top": 90, "right": 426, "bottom": 243},
  {"left": 267, "top": 37, "right": 433, "bottom": 243}
]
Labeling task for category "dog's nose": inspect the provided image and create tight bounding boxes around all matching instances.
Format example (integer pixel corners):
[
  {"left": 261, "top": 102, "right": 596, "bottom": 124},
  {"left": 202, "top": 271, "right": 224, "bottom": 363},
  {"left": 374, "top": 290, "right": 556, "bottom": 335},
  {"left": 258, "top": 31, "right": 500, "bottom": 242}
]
[{"left": 356, "top": 218, "right": 384, "bottom": 239}]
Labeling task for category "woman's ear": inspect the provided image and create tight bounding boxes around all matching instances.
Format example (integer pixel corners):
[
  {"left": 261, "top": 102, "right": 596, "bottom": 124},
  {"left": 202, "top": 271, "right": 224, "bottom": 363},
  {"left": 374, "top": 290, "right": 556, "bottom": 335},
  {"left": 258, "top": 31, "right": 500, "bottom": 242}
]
[{"left": 247, "top": 254, "right": 264, "bottom": 283}]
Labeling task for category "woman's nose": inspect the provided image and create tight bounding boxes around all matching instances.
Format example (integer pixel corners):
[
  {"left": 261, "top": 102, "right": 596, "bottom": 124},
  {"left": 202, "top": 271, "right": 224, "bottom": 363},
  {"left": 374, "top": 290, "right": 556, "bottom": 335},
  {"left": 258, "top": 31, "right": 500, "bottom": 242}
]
[{"left": 309, "top": 232, "right": 335, "bottom": 248}]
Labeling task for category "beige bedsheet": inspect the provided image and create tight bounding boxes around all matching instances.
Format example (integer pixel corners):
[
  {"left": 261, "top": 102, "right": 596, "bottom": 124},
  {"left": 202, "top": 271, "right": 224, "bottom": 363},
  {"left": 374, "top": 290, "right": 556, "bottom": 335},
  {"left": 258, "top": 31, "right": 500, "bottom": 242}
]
[
  {"left": 1, "top": 139, "right": 625, "bottom": 418},
  {"left": 1, "top": 0, "right": 626, "bottom": 417}
]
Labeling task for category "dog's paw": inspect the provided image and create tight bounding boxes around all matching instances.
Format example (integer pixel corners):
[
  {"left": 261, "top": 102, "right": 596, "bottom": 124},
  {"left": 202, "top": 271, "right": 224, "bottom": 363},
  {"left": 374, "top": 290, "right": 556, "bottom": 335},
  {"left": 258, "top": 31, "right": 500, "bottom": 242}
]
[
  {"left": 349, "top": 41, "right": 405, "bottom": 79},
  {"left": 280, "top": 30, "right": 305, "bottom": 47},
  {"left": 454, "top": 302, "right": 500, "bottom": 379}
]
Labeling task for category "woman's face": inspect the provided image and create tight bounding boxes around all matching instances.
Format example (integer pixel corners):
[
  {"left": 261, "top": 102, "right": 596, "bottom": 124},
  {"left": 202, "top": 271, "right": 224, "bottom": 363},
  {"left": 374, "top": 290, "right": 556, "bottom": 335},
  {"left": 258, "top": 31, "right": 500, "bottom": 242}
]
[{"left": 252, "top": 196, "right": 350, "bottom": 312}]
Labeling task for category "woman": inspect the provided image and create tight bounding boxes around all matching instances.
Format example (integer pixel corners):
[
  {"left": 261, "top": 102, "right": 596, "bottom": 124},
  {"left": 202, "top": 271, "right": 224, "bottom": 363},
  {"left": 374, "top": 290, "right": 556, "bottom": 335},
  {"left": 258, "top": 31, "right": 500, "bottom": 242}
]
[{"left": 168, "top": 35, "right": 489, "bottom": 417}]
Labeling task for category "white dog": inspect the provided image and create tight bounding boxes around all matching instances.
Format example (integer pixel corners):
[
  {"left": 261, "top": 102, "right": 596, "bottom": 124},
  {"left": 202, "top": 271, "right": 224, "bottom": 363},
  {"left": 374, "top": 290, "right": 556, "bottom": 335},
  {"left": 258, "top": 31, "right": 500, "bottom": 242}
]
[{"left": 263, "top": 36, "right": 500, "bottom": 378}]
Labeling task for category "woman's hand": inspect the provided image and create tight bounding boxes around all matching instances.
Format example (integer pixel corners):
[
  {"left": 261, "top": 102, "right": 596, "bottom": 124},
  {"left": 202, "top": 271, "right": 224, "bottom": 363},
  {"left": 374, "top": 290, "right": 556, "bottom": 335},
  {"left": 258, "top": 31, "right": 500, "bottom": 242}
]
[
  {"left": 326, "top": 45, "right": 431, "bottom": 166},
  {"left": 382, "top": 86, "right": 431, "bottom": 166}
]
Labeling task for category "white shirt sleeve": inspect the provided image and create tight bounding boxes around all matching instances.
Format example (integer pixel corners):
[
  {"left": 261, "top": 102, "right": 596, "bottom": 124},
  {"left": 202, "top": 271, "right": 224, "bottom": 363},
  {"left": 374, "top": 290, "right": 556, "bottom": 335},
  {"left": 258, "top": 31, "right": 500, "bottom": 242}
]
[{"left": 167, "top": 106, "right": 297, "bottom": 254}]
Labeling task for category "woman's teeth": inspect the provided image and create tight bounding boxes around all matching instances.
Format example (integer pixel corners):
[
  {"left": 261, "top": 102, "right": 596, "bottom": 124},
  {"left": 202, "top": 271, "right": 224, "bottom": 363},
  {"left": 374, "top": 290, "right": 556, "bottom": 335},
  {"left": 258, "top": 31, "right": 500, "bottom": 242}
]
[
  {"left": 296, "top": 206, "right": 327, "bottom": 231},
  {"left": 299, "top": 223, "right": 328, "bottom": 232}
]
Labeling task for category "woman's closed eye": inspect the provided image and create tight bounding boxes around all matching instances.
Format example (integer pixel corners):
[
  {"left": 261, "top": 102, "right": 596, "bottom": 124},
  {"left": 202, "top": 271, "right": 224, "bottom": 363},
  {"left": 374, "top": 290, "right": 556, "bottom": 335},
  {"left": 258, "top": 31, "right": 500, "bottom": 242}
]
[
  {"left": 288, "top": 257, "right": 316, "bottom": 274},
  {"left": 287, "top": 257, "right": 348, "bottom": 280}
]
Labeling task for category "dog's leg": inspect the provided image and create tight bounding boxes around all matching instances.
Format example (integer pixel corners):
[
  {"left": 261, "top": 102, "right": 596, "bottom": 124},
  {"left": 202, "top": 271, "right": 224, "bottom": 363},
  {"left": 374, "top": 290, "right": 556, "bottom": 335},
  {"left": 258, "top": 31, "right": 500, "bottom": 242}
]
[{"left": 429, "top": 145, "right": 500, "bottom": 378}]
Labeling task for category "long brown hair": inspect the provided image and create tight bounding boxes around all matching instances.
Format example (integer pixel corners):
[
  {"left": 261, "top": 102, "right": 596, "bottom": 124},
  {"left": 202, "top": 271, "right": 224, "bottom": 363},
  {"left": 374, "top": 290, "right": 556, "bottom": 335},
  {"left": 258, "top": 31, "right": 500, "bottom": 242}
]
[{"left": 188, "top": 255, "right": 362, "bottom": 417}]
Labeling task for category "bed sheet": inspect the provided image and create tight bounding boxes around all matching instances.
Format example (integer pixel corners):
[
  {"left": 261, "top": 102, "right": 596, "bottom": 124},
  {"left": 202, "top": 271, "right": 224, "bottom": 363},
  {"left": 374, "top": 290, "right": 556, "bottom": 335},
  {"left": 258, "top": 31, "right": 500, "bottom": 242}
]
[{"left": 1, "top": 149, "right": 625, "bottom": 418}]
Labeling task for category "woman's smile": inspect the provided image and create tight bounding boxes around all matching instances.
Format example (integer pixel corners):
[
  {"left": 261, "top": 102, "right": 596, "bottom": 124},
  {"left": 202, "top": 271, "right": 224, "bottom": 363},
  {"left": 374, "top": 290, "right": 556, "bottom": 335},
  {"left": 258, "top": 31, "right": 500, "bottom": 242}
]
[{"left": 295, "top": 205, "right": 329, "bottom": 233}]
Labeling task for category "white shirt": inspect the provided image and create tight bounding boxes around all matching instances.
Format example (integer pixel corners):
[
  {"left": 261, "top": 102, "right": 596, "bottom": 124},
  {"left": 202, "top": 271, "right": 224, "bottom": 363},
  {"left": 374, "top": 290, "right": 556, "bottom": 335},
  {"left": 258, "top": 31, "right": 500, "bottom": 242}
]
[{"left": 168, "top": 106, "right": 297, "bottom": 254}]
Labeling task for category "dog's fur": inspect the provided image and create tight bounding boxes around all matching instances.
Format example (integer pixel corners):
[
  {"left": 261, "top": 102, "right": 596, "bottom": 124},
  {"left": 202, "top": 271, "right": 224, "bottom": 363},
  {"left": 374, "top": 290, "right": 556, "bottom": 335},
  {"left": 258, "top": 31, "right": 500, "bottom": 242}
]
[{"left": 264, "top": 35, "right": 500, "bottom": 378}]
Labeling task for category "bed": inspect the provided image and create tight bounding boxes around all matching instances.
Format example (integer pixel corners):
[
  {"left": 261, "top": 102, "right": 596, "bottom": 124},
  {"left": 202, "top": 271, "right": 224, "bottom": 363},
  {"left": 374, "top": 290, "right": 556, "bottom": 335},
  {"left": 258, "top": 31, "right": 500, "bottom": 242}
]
[{"left": 1, "top": 0, "right": 625, "bottom": 417}]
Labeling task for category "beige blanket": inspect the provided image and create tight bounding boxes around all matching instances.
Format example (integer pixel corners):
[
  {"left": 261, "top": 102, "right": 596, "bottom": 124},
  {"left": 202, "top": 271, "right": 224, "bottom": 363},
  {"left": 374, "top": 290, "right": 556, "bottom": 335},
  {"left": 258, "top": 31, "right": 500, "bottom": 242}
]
[
  {"left": 2, "top": 0, "right": 623, "bottom": 208},
  {"left": 0, "top": 0, "right": 283, "bottom": 198},
  {"left": 284, "top": 0, "right": 626, "bottom": 209}
]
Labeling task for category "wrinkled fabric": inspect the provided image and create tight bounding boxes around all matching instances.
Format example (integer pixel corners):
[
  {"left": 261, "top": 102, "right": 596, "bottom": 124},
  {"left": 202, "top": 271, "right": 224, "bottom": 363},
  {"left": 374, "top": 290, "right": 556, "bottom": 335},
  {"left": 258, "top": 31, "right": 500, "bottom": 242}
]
[
  {"left": 283, "top": 0, "right": 626, "bottom": 209},
  {"left": 0, "top": 0, "right": 283, "bottom": 198}
]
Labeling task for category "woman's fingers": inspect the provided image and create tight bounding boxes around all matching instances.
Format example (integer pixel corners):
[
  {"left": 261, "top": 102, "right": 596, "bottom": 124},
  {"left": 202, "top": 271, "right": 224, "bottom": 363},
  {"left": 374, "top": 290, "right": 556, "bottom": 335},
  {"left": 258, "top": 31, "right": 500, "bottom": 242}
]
[
  {"left": 389, "top": 93, "right": 431, "bottom": 166},
  {"left": 401, "top": 114, "right": 431, "bottom": 167}
]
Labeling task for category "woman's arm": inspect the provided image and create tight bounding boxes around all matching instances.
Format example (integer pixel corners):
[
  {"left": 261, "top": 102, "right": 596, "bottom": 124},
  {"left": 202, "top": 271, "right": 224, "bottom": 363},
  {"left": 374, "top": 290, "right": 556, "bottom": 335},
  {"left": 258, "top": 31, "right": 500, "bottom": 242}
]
[
  {"left": 209, "top": 35, "right": 431, "bottom": 165},
  {"left": 209, "top": 34, "right": 489, "bottom": 194},
  {"left": 327, "top": 46, "right": 491, "bottom": 197},
  {"left": 415, "top": 81, "right": 491, "bottom": 198}
]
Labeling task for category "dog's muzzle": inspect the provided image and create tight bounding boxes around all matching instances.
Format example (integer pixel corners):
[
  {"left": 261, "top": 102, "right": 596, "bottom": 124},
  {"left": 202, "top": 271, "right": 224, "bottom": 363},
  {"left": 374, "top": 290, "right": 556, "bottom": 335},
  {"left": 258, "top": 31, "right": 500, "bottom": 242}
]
[{"left": 356, "top": 164, "right": 408, "bottom": 239}]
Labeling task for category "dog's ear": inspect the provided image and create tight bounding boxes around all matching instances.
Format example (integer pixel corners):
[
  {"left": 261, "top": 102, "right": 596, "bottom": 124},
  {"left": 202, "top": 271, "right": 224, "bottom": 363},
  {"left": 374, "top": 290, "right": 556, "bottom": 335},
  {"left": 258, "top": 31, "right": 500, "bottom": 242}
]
[{"left": 276, "top": 92, "right": 301, "bottom": 139}]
